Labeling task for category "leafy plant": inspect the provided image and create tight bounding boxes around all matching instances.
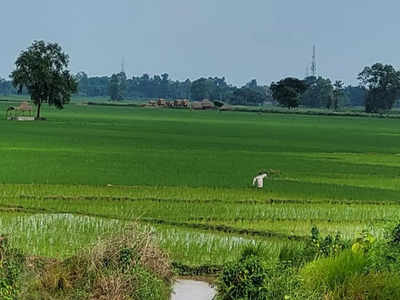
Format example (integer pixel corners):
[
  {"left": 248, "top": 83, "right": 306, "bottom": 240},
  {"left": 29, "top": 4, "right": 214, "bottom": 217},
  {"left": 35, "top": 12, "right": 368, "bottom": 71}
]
[
  {"left": 215, "top": 245, "right": 269, "bottom": 299},
  {"left": 0, "top": 236, "right": 25, "bottom": 300},
  {"left": 351, "top": 230, "right": 376, "bottom": 254}
]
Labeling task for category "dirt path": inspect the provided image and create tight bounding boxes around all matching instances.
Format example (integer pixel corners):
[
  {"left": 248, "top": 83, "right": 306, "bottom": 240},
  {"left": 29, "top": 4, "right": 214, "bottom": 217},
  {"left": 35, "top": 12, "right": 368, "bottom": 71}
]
[{"left": 172, "top": 279, "right": 216, "bottom": 300}]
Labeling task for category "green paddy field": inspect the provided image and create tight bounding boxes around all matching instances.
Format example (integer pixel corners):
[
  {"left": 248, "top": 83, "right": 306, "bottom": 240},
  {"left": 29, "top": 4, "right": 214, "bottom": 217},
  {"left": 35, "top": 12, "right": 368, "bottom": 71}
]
[{"left": 0, "top": 101, "right": 399, "bottom": 270}]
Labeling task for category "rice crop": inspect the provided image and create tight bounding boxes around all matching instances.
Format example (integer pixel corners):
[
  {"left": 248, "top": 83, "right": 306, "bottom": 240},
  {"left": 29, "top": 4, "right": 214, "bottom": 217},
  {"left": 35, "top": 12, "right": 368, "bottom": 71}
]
[
  {"left": 1, "top": 103, "right": 400, "bottom": 270},
  {"left": 0, "top": 212, "right": 127, "bottom": 258}
]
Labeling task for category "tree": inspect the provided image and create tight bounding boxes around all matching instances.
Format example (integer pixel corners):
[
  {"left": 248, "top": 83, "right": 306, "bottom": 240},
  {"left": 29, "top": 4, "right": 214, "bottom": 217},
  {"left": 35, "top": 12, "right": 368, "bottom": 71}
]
[
  {"left": 11, "top": 40, "right": 77, "bottom": 119},
  {"left": 270, "top": 77, "right": 307, "bottom": 109},
  {"left": 344, "top": 85, "right": 366, "bottom": 107},
  {"left": 109, "top": 72, "right": 126, "bottom": 101},
  {"left": 301, "top": 76, "right": 333, "bottom": 108},
  {"left": 191, "top": 78, "right": 210, "bottom": 101},
  {"left": 76, "top": 72, "right": 89, "bottom": 96},
  {"left": 332, "top": 80, "right": 344, "bottom": 111},
  {"left": 109, "top": 74, "right": 120, "bottom": 101},
  {"left": 229, "top": 88, "right": 267, "bottom": 106},
  {"left": 160, "top": 73, "right": 170, "bottom": 98},
  {"left": 117, "top": 72, "right": 127, "bottom": 99},
  {"left": 358, "top": 63, "right": 400, "bottom": 113}
]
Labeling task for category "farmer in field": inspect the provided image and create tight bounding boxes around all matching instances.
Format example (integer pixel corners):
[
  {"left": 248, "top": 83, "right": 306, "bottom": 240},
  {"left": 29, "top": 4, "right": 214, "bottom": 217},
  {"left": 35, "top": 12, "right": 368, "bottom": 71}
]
[{"left": 252, "top": 171, "right": 268, "bottom": 188}]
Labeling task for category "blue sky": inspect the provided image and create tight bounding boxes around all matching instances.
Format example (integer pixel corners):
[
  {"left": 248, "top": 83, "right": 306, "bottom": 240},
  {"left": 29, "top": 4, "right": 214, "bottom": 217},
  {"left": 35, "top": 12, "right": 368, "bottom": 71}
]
[{"left": 1, "top": 0, "right": 399, "bottom": 86}]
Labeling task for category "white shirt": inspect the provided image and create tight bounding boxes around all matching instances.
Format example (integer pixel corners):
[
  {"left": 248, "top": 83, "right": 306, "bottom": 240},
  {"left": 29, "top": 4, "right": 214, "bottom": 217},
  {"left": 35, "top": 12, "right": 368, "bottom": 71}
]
[{"left": 253, "top": 173, "right": 267, "bottom": 188}]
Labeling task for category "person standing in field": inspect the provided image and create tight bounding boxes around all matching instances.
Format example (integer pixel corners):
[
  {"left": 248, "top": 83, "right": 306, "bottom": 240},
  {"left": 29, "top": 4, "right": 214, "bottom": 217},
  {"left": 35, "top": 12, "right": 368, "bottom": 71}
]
[{"left": 252, "top": 171, "right": 268, "bottom": 188}]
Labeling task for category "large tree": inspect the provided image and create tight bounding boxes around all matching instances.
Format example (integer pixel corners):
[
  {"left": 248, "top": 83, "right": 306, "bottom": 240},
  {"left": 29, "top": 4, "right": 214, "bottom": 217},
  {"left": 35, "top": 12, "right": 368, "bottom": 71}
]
[
  {"left": 301, "top": 76, "right": 334, "bottom": 108},
  {"left": 270, "top": 77, "right": 307, "bottom": 109},
  {"left": 358, "top": 63, "right": 400, "bottom": 113},
  {"left": 11, "top": 40, "right": 77, "bottom": 119}
]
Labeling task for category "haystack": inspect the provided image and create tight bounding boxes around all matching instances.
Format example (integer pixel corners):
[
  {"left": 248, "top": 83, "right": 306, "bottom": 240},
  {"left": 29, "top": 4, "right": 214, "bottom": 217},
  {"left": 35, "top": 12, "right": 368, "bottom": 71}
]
[
  {"left": 174, "top": 99, "right": 184, "bottom": 107},
  {"left": 157, "top": 99, "right": 167, "bottom": 106},
  {"left": 182, "top": 99, "right": 190, "bottom": 108},
  {"left": 191, "top": 101, "right": 203, "bottom": 110},
  {"left": 219, "top": 104, "right": 233, "bottom": 111},
  {"left": 201, "top": 99, "right": 215, "bottom": 109}
]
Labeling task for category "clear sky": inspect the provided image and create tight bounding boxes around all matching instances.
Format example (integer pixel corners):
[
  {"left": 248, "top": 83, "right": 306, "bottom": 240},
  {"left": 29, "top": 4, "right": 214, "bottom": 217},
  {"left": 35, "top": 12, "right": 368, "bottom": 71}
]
[{"left": 1, "top": 0, "right": 399, "bottom": 86}]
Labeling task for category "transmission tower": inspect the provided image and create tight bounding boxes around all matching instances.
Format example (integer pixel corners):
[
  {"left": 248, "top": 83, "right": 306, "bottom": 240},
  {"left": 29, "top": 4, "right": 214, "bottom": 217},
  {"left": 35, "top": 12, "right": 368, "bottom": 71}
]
[
  {"left": 121, "top": 57, "right": 125, "bottom": 74},
  {"left": 311, "top": 45, "right": 317, "bottom": 77}
]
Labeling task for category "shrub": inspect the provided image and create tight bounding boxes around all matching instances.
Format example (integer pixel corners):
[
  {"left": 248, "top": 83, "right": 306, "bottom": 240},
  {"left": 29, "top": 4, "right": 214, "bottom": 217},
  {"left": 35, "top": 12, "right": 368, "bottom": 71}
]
[
  {"left": 215, "top": 245, "right": 268, "bottom": 299},
  {"left": 279, "top": 227, "right": 347, "bottom": 268},
  {"left": 300, "top": 250, "right": 368, "bottom": 293},
  {"left": 263, "top": 263, "right": 302, "bottom": 300},
  {"left": 307, "top": 226, "right": 347, "bottom": 258},
  {"left": 20, "top": 225, "right": 172, "bottom": 300},
  {"left": 326, "top": 271, "right": 400, "bottom": 300},
  {"left": 0, "top": 236, "right": 25, "bottom": 300}
]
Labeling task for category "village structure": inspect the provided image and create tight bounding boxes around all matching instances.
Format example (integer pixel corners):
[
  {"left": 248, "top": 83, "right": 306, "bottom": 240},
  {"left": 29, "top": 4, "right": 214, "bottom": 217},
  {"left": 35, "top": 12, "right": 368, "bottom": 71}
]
[
  {"left": 5, "top": 101, "right": 34, "bottom": 121},
  {"left": 143, "top": 99, "right": 233, "bottom": 111}
]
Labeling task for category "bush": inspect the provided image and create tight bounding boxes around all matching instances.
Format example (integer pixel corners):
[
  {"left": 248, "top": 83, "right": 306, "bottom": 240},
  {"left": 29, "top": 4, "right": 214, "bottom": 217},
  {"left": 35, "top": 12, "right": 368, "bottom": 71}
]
[
  {"left": 326, "top": 271, "right": 400, "bottom": 300},
  {"left": 279, "top": 227, "right": 347, "bottom": 268},
  {"left": 20, "top": 225, "right": 172, "bottom": 300},
  {"left": 300, "top": 250, "right": 368, "bottom": 293},
  {"left": 0, "top": 236, "right": 25, "bottom": 300},
  {"left": 215, "top": 245, "right": 269, "bottom": 299}
]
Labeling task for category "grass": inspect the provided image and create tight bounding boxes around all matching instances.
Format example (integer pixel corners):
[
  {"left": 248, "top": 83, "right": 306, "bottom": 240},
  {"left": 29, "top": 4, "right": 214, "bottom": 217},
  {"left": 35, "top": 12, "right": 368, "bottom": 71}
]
[
  {"left": 1, "top": 101, "right": 400, "bottom": 277},
  {"left": 1, "top": 102, "right": 400, "bottom": 193},
  {"left": 0, "top": 184, "right": 395, "bottom": 269}
]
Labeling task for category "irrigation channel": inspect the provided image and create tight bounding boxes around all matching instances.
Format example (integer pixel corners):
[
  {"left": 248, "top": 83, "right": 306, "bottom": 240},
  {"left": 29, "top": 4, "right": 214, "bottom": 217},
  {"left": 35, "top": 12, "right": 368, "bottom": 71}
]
[{"left": 172, "top": 280, "right": 216, "bottom": 300}]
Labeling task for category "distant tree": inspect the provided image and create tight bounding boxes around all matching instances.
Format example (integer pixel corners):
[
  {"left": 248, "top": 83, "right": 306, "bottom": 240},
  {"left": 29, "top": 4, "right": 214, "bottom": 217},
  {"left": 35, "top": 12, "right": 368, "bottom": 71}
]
[
  {"left": 344, "top": 86, "right": 366, "bottom": 107},
  {"left": 109, "top": 74, "right": 120, "bottom": 101},
  {"left": 229, "top": 87, "right": 267, "bottom": 106},
  {"left": 332, "top": 80, "right": 344, "bottom": 111},
  {"left": 183, "top": 79, "right": 192, "bottom": 99},
  {"left": 190, "top": 77, "right": 234, "bottom": 102},
  {"left": 117, "top": 72, "right": 127, "bottom": 99},
  {"left": 246, "top": 79, "right": 258, "bottom": 90},
  {"left": 358, "top": 63, "right": 400, "bottom": 113},
  {"left": 11, "top": 40, "right": 77, "bottom": 119},
  {"left": 0, "top": 77, "right": 11, "bottom": 95},
  {"left": 108, "top": 72, "right": 126, "bottom": 101},
  {"left": 160, "top": 73, "right": 170, "bottom": 98},
  {"left": 191, "top": 78, "right": 210, "bottom": 101},
  {"left": 301, "top": 76, "right": 333, "bottom": 108},
  {"left": 76, "top": 72, "right": 89, "bottom": 96},
  {"left": 270, "top": 77, "right": 307, "bottom": 109}
]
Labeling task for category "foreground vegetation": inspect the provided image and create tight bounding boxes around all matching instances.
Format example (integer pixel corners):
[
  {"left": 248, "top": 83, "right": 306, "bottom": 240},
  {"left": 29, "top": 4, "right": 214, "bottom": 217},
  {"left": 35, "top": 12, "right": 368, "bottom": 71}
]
[
  {"left": 0, "top": 226, "right": 171, "bottom": 300},
  {"left": 216, "top": 224, "right": 400, "bottom": 299}
]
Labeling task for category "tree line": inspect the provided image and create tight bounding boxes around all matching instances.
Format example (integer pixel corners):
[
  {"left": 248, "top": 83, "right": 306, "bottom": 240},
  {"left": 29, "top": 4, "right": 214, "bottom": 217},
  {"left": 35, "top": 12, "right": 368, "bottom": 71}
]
[
  {"left": 270, "top": 63, "right": 400, "bottom": 113},
  {"left": 2, "top": 41, "right": 400, "bottom": 115},
  {"left": 0, "top": 70, "right": 372, "bottom": 109}
]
